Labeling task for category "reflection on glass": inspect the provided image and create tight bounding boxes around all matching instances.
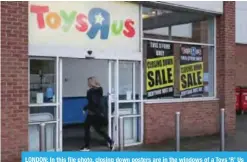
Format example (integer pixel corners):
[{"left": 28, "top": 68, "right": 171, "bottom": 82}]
[
  {"left": 118, "top": 61, "right": 141, "bottom": 100},
  {"left": 30, "top": 59, "right": 56, "bottom": 104},
  {"left": 122, "top": 116, "right": 141, "bottom": 144},
  {"left": 142, "top": 6, "right": 214, "bottom": 44},
  {"left": 110, "top": 116, "right": 118, "bottom": 144},
  {"left": 46, "top": 123, "right": 56, "bottom": 151},
  {"left": 119, "top": 102, "right": 140, "bottom": 115},
  {"left": 118, "top": 102, "right": 141, "bottom": 144},
  {"left": 134, "top": 62, "right": 141, "bottom": 100},
  {"left": 29, "top": 106, "right": 56, "bottom": 121},
  {"left": 119, "top": 61, "right": 133, "bottom": 100},
  {"left": 28, "top": 121, "right": 56, "bottom": 151}
]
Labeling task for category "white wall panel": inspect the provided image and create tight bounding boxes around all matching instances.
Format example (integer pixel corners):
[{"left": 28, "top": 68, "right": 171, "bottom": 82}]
[{"left": 236, "top": 2, "right": 247, "bottom": 44}]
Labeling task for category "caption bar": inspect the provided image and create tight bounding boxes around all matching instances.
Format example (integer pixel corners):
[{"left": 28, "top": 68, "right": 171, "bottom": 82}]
[{"left": 22, "top": 152, "right": 246, "bottom": 162}]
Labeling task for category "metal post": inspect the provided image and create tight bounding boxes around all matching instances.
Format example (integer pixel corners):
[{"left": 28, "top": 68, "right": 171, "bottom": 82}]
[
  {"left": 119, "top": 116, "right": 124, "bottom": 151},
  {"left": 220, "top": 108, "right": 225, "bottom": 151},
  {"left": 39, "top": 123, "right": 46, "bottom": 151},
  {"left": 175, "top": 112, "right": 180, "bottom": 151}
]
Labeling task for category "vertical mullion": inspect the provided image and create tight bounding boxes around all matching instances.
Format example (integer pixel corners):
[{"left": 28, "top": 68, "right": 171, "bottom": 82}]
[
  {"left": 115, "top": 59, "right": 119, "bottom": 146},
  {"left": 58, "top": 58, "right": 63, "bottom": 151},
  {"left": 55, "top": 57, "right": 59, "bottom": 151},
  {"left": 108, "top": 60, "right": 112, "bottom": 139}
]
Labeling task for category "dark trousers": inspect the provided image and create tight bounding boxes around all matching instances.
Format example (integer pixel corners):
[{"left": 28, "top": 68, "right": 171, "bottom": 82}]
[{"left": 84, "top": 114, "right": 111, "bottom": 148}]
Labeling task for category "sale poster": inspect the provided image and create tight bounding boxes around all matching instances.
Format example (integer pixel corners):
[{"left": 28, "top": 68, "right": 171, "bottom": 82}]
[
  {"left": 146, "top": 40, "right": 174, "bottom": 99},
  {"left": 180, "top": 45, "right": 204, "bottom": 97}
]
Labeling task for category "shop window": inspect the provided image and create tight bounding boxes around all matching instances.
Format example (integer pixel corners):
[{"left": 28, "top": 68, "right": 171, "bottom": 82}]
[
  {"left": 28, "top": 58, "right": 58, "bottom": 151},
  {"left": 29, "top": 59, "right": 56, "bottom": 104},
  {"left": 143, "top": 41, "right": 215, "bottom": 99},
  {"left": 142, "top": 5, "right": 215, "bottom": 100},
  {"left": 142, "top": 7, "right": 214, "bottom": 44}
]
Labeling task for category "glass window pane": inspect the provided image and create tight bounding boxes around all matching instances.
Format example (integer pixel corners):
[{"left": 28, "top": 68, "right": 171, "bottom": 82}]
[
  {"left": 28, "top": 123, "right": 56, "bottom": 151},
  {"left": 179, "top": 45, "right": 215, "bottom": 98},
  {"left": 204, "top": 46, "right": 215, "bottom": 97},
  {"left": 134, "top": 62, "right": 141, "bottom": 100},
  {"left": 116, "top": 102, "right": 141, "bottom": 144},
  {"left": 29, "top": 106, "right": 56, "bottom": 122},
  {"left": 119, "top": 61, "right": 133, "bottom": 100},
  {"left": 122, "top": 116, "right": 141, "bottom": 145},
  {"left": 142, "top": 6, "right": 215, "bottom": 44},
  {"left": 118, "top": 61, "right": 141, "bottom": 100},
  {"left": 29, "top": 59, "right": 56, "bottom": 104},
  {"left": 143, "top": 40, "right": 215, "bottom": 99},
  {"left": 171, "top": 19, "right": 214, "bottom": 44},
  {"left": 110, "top": 116, "right": 117, "bottom": 141},
  {"left": 119, "top": 102, "right": 140, "bottom": 115}
]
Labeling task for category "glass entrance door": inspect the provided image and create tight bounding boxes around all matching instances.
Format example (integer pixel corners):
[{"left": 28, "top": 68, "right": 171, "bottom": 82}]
[
  {"left": 108, "top": 60, "right": 143, "bottom": 147},
  {"left": 118, "top": 61, "right": 142, "bottom": 146}
]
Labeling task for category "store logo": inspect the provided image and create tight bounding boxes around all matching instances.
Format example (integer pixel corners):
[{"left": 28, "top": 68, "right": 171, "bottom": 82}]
[
  {"left": 181, "top": 47, "right": 202, "bottom": 56},
  {"left": 191, "top": 47, "right": 196, "bottom": 56},
  {"left": 30, "top": 5, "right": 136, "bottom": 39}
]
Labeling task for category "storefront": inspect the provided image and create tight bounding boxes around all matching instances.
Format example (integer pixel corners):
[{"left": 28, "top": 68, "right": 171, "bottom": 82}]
[
  {"left": 1, "top": 1, "right": 236, "bottom": 161},
  {"left": 27, "top": 1, "right": 142, "bottom": 151}
]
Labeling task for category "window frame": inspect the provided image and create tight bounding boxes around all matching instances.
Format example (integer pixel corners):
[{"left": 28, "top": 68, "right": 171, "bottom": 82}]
[
  {"left": 28, "top": 57, "right": 57, "bottom": 107},
  {"left": 28, "top": 56, "right": 60, "bottom": 151},
  {"left": 141, "top": 15, "right": 217, "bottom": 103}
]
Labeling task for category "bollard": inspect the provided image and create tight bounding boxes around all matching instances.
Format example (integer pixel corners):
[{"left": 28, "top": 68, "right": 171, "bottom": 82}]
[
  {"left": 119, "top": 116, "right": 124, "bottom": 151},
  {"left": 39, "top": 123, "right": 46, "bottom": 151},
  {"left": 220, "top": 108, "right": 225, "bottom": 151},
  {"left": 175, "top": 112, "right": 180, "bottom": 151}
]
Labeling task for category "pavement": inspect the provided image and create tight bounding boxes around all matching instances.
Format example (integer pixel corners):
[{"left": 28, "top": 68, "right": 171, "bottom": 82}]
[{"left": 63, "top": 114, "right": 247, "bottom": 151}]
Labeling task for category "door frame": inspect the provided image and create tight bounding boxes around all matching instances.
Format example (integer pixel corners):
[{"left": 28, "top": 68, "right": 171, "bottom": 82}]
[
  {"left": 108, "top": 59, "right": 144, "bottom": 147},
  {"left": 107, "top": 59, "right": 119, "bottom": 146},
  {"left": 57, "top": 57, "right": 144, "bottom": 151},
  {"left": 28, "top": 56, "right": 144, "bottom": 151}
]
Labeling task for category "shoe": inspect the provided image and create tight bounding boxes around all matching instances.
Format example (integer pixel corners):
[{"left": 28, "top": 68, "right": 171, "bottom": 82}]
[
  {"left": 80, "top": 147, "right": 90, "bottom": 151},
  {"left": 108, "top": 140, "right": 115, "bottom": 151}
]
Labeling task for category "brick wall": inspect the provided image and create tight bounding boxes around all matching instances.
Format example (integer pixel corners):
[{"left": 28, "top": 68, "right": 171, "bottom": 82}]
[
  {"left": 144, "top": 101, "right": 219, "bottom": 143},
  {"left": 236, "top": 44, "right": 247, "bottom": 86},
  {"left": 216, "top": 2, "right": 236, "bottom": 133},
  {"left": 1, "top": 2, "right": 29, "bottom": 162},
  {"left": 144, "top": 2, "right": 236, "bottom": 144}
]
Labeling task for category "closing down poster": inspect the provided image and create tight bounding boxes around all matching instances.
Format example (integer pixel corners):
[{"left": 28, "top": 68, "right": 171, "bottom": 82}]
[
  {"left": 180, "top": 45, "right": 204, "bottom": 97},
  {"left": 146, "top": 40, "right": 174, "bottom": 99}
]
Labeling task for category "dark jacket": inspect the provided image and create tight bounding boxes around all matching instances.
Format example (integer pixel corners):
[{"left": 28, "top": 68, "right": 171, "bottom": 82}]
[{"left": 84, "top": 87, "right": 104, "bottom": 116}]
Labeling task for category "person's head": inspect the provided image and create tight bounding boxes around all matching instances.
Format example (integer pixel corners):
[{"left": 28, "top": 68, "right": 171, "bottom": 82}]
[{"left": 88, "top": 76, "right": 100, "bottom": 88}]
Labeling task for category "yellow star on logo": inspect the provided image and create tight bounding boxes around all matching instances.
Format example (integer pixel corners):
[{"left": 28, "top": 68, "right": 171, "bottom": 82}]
[{"left": 95, "top": 13, "right": 104, "bottom": 25}]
